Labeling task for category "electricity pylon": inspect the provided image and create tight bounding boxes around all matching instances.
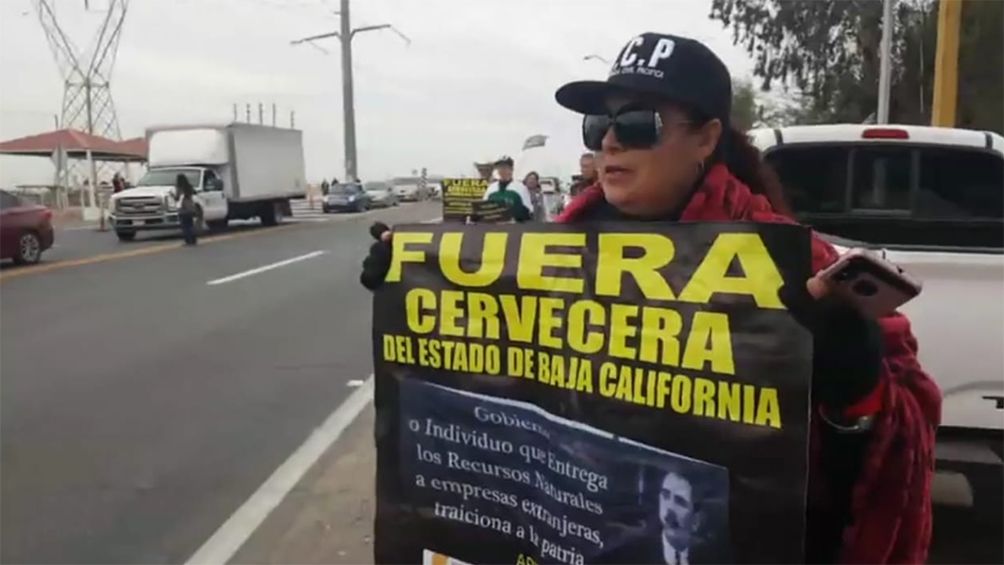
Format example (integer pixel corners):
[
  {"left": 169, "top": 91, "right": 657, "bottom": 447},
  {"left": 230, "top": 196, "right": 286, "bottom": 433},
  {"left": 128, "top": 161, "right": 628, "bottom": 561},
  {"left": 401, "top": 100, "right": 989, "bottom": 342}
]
[{"left": 36, "top": 0, "right": 129, "bottom": 198}]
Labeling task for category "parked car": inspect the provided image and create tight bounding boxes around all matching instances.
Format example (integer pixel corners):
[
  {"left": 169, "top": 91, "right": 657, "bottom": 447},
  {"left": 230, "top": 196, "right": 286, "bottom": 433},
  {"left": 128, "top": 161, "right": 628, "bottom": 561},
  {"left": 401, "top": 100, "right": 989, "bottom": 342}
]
[
  {"left": 749, "top": 123, "right": 1004, "bottom": 472},
  {"left": 0, "top": 189, "right": 54, "bottom": 265},
  {"left": 322, "top": 183, "right": 371, "bottom": 213},
  {"left": 364, "top": 181, "right": 399, "bottom": 208},
  {"left": 391, "top": 176, "right": 431, "bottom": 202}
]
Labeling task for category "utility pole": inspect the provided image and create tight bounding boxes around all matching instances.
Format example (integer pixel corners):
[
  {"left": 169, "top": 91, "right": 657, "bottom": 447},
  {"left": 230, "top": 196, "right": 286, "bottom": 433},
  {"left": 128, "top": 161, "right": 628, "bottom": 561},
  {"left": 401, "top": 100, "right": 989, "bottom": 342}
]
[
  {"left": 932, "top": 0, "right": 962, "bottom": 127},
  {"left": 340, "top": 0, "right": 356, "bottom": 180},
  {"left": 876, "top": 0, "right": 894, "bottom": 124},
  {"left": 291, "top": 0, "right": 409, "bottom": 182}
]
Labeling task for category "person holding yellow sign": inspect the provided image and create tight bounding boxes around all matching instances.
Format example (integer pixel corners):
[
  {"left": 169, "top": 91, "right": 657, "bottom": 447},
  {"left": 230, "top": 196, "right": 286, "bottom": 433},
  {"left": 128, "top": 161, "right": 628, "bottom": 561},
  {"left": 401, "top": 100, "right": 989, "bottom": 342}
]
[{"left": 361, "top": 32, "right": 939, "bottom": 565}]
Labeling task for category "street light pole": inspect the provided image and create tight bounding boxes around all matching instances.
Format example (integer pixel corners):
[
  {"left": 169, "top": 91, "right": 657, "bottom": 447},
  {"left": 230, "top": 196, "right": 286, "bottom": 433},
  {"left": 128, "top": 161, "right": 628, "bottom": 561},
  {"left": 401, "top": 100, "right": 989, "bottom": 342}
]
[
  {"left": 291, "top": 1, "right": 409, "bottom": 183},
  {"left": 877, "top": 0, "right": 895, "bottom": 124}
]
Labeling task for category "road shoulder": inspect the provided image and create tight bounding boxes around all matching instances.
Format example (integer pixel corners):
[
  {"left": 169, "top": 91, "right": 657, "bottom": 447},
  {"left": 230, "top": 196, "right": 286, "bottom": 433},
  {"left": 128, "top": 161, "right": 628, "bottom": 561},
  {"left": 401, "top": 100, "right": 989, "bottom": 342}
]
[{"left": 231, "top": 406, "right": 376, "bottom": 565}]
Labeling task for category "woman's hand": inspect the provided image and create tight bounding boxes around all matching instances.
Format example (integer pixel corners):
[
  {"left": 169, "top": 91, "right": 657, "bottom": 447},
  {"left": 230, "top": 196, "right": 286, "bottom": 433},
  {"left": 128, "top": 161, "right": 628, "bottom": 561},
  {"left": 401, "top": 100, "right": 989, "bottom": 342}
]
[
  {"left": 360, "top": 222, "right": 393, "bottom": 291},
  {"left": 782, "top": 276, "right": 884, "bottom": 412}
]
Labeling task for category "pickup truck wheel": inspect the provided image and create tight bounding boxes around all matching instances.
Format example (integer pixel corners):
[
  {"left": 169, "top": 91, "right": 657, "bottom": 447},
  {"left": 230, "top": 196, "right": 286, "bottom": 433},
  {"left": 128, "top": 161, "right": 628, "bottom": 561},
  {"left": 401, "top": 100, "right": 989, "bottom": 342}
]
[
  {"left": 115, "top": 230, "right": 136, "bottom": 242},
  {"left": 356, "top": 201, "right": 368, "bottom": 213},
  {"left": 207, "top": 219, "right": 229, "bottom": 231},
  {"left": 13, "top": 231, "right": 42, "bottom": 264}
]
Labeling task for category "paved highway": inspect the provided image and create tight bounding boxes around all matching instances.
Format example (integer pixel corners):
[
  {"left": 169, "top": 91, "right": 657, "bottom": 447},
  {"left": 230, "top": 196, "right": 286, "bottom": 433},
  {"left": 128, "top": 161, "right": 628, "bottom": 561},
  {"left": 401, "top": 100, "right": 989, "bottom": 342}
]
[{"left": 0, "top": 201, "right": 440, "bottom": 563}]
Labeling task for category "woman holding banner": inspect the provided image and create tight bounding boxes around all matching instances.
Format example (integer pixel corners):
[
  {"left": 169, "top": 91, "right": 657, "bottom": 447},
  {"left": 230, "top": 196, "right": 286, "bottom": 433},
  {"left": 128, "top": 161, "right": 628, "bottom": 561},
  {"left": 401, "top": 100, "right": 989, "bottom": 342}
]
[{"left": 361, "top": 33, "right": 939, "bottom": 565}]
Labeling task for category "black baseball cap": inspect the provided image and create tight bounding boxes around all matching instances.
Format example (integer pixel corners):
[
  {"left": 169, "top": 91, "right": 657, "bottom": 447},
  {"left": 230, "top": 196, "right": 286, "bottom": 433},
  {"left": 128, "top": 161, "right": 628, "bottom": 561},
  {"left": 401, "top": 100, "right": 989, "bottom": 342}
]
[
  {"left": 494, "top": 156, "right": 514, "bottom": 167},
  {"left": 556, "top": 33, "right": 732, "bottom": 125}
]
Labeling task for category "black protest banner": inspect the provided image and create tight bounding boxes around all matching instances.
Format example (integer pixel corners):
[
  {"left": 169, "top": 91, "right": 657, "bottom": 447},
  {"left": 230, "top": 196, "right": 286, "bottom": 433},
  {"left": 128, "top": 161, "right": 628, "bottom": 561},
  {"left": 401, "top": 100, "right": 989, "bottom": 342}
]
[
  {"left": 471, "top": 200, "right": 512, "bottom": 224},
  {"left": 373, "top": 223, "right": 814, "bottom": 564},
  {"left": 442, "top": 178, "right": 489, "bottom": 222}
]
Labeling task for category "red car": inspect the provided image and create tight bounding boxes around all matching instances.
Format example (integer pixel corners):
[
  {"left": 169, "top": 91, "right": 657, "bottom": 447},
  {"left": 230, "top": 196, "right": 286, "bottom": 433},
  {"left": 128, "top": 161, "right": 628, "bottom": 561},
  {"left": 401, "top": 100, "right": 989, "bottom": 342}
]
[{"left": 0, "top": 190, "right": 54, "bottom": 265}]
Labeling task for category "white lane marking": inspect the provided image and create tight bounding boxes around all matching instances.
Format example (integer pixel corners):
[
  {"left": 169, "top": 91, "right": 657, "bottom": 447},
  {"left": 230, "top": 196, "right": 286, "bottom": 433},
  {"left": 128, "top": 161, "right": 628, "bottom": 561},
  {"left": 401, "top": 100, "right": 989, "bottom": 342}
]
[
  {"left": 422, "top": 217, "right": 442, "bottom": 224},
  {"left": 60, "top": 225, "right": 98, "bottom": 231},
  {"left": 346, "top": 379, "right": 365, "bottom": 388},
  {"left": 185, "top": 375, "right": 375, "bottom": 565},
  {"left": 288, "top": 217, "right": 332, "bottom": 223},
  {"left": 206, "top": 250, "right": 326, "bottom": 286}
]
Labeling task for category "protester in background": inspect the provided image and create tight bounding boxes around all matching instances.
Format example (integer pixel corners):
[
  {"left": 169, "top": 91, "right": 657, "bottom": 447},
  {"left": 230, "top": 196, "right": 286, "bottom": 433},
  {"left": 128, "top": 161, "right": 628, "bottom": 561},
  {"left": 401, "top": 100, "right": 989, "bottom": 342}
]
[
  {"left": 522, "top": 171, "right": 546, "bottom": 221},
  {"left": 174, "top": 173, "right": 198, "bottom": 246},
  {"left": 321, "top": 178, "right": 330, "bottom": 196},
  {"left": 359, "top": 32, "right": 940, "bottom": 564},
  {"left": 112, "top": 173, "right": 125, "bottom": 194},
  {"left": 481, "top": 156, "right": 533, "bottom": 222},
  {"left": 569, "top": 152, "right": 598, "bottom": 197}
]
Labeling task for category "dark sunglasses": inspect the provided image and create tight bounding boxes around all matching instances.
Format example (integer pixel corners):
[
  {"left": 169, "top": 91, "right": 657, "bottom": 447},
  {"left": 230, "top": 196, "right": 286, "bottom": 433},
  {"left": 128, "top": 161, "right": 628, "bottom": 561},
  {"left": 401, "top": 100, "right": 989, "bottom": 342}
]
[{"left": 582, "top": 108, "right": 665, "bottom": 151}]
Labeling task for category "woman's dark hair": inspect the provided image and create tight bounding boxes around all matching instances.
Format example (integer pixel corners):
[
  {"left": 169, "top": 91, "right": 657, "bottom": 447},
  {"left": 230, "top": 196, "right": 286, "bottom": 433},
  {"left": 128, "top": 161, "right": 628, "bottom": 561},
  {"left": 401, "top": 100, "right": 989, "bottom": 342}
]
[
  {"left": 176, "top": 173, "right": 193, "bottom": 196},
  {"left": 523, "top": 171, "right": 540, "bottom": 184},
  {"left": 680, "top": 107, "right": 793, "bottom": 217}
]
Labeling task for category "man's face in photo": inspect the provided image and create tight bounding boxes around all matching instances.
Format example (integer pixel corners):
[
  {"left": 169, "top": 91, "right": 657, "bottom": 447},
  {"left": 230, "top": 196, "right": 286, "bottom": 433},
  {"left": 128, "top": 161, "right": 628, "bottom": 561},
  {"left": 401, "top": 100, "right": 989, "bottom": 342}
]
[{"left": 659, "top": 472, "right": 696, "bottom": 549}]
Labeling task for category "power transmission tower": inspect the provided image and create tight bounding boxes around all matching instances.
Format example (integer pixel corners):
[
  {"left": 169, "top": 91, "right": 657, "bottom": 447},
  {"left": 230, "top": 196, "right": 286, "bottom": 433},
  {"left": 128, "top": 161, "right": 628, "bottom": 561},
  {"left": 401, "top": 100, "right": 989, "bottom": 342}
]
[
  {"left": 36, "top": 0, "right": 129, "bottom": 201},
  {"left": 291, "top": 0, "right": 409, "bottom": 182}
]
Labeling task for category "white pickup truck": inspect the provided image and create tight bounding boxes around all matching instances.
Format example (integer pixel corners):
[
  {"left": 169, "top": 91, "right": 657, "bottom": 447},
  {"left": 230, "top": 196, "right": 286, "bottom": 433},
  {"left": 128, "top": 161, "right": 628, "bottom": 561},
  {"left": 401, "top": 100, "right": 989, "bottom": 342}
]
[
  {"left": 110, "top": 123, "right": 306, "bottom": 241},
  {"left": 750, "top": 124, "right": 1003, "bottom": 467}
]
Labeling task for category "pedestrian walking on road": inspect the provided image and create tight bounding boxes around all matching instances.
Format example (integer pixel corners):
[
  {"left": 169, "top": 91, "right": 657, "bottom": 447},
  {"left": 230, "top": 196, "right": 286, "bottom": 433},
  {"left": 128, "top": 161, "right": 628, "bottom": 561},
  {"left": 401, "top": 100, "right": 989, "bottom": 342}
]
[
  {"left": 175, "top": 174, "right": 198, "bottom": 246},
  {"left": 112, "top": 173, "right": 125, "bottom": 194},
  {"left": 358, "top": 32, "right": 940, "bottom": 564}
]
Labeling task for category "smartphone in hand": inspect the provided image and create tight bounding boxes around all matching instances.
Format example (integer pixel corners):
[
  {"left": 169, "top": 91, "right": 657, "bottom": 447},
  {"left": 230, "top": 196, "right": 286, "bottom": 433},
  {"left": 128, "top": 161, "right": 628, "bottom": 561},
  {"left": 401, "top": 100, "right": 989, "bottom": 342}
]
[{"left": 816, "top": 248, "right": 922, "bottom": 318}]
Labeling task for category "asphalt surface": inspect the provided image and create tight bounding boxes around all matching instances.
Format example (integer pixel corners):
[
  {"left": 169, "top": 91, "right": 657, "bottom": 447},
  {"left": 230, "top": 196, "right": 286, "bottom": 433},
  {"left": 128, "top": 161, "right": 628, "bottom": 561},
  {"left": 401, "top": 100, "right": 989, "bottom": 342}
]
[{"left": 0, "top": 201, "right": 440, "bottom": 564}]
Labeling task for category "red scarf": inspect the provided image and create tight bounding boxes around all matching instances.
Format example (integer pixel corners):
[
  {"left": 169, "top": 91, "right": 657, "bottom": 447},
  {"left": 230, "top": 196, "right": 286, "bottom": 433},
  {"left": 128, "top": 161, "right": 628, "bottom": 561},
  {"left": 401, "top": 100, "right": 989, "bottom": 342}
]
[{"left": 558, "top": 164, "right": 941, "bottom": 564}]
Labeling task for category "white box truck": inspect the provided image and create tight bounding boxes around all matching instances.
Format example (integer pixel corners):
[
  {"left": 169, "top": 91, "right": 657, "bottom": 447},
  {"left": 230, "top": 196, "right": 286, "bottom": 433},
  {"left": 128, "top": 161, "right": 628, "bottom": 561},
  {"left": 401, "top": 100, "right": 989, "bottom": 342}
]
[{"left": 110, "top": 123, "right": 306, "bottom": 241}]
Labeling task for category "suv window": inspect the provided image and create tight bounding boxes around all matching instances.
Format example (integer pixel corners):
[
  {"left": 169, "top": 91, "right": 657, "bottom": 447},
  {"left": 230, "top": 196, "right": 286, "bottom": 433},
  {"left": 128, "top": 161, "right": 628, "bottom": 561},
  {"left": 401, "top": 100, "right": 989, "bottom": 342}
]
[
  {"left": 765, "top": 147, "right": 848, "bottom": 213},
  {"left": 851, "top": 147, "right": 912, "bottom": 212},
  {"left": 916, "top": 148, "right": 1002, "bottom": 220},
  {"left": 766, "top": 143, "right": 1003, "bottom": 249}
]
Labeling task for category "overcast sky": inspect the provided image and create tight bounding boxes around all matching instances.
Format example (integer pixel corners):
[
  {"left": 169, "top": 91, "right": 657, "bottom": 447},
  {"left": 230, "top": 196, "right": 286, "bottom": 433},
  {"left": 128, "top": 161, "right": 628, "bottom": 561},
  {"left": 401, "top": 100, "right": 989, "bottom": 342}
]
[{"left": 0, "top": 0, "right": 754, "bottom": 185}]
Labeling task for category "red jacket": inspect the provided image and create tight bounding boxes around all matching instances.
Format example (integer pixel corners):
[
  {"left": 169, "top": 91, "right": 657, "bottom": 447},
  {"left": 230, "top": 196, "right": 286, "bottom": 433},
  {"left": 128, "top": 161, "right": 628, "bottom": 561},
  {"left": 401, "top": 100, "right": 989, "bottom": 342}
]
[{"left": 558, "top": 164, "right": 941, "bottom": 564}]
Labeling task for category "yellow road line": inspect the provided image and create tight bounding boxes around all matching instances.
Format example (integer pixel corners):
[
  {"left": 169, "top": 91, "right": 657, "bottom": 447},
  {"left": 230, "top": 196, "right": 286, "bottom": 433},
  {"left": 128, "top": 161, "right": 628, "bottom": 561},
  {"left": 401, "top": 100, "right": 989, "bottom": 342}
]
[{"left": 0, "top": 223, "right": 299, "bottom": 283}]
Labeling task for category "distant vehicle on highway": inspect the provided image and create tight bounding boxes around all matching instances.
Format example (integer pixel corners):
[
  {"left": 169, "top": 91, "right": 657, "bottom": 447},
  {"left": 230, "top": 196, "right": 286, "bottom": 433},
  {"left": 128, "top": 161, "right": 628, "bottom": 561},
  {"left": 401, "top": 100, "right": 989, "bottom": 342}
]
[
  {"left": 0, "top": 189, "right": 54, "bottom": 265},
  {"left": 750, "top": 123, "right": 1004, "bottom": 465},
  {"left": 323, "top": 183, "right": 371, "bottom": 213},
  {"left": 109, "top": 123, "right": 306, "bottom": 241},
  {"left": 391, "top": 176, "right": 431, "bottom": 202},
  {"left": 364, "top": 181, "right": 399, "bottom": 208}
]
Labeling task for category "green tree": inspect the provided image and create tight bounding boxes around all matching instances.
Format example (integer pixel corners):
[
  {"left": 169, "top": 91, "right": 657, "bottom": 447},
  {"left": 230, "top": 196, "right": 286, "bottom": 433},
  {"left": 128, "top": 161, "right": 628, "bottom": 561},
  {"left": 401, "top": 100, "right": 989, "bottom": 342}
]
[
  {"left": 711, "top": 0, "right": 1002, "bottom": 132},
  {"left": 731, "top": 79, "right": 759, "bottom": 130}
]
